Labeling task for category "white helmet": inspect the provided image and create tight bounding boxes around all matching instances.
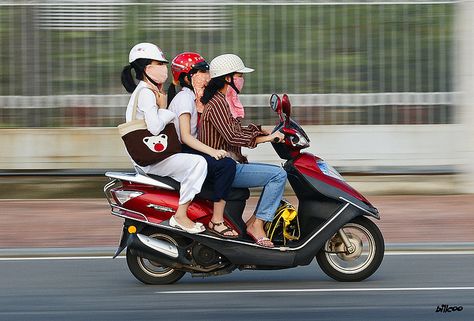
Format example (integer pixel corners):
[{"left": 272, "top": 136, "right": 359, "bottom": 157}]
[
  {"left": 209, "top": 54, "right": 254, "bottom": 78},
  {"left": 128, "top": 42, "right": 168, "bottom": 64}
]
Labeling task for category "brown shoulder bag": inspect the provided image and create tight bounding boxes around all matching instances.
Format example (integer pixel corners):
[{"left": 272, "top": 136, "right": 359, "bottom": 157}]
[{"left": 118, "top": 87, "right": 181, "bottom": 167}]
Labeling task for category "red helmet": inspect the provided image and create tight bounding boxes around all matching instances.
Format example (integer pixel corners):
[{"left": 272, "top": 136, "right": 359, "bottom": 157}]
[{"left": 171, "top": 52, "right": 209, "bottom": 83}]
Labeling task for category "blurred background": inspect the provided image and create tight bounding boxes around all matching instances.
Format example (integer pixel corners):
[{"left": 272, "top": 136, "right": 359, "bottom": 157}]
[{"left": 0, "top": 0, "right": 473, "bottom": 198}]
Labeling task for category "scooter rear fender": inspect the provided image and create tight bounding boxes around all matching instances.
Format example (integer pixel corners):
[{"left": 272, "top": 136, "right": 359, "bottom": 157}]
[{"left": 113, "top": 221, "right": 147, "bottom": 258}]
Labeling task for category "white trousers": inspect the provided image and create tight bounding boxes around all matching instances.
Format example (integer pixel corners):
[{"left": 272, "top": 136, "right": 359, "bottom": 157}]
[{"left": 141, "top": 153, "right": 207, "bottom": 205}]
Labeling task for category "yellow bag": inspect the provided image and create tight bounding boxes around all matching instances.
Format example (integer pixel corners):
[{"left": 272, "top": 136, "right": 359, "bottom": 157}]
[{"left": 265, "top": 199, "right": 300, "bottom": 245}]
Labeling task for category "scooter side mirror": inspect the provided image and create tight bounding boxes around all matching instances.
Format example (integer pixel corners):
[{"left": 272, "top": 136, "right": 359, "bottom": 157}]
[
  {"left": 270, "top": 94, "right": 281, "bottom": 112},
  {"left": 269, "top": 94, "right": 283, "bottom": 122},
  {"left": 282, "top": 94, "right": 291, "bottom": 126}
]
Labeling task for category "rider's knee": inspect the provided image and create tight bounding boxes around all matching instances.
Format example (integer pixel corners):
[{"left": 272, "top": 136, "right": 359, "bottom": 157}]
[
  {"left": 275, "top": 168, "right": 287, "bottom": 182},
  {"left": 191, "top": 155, "right": 207, "bottom": 172},
  {"left": 221, "top": 157, "right": 237, "bottom": 171}
]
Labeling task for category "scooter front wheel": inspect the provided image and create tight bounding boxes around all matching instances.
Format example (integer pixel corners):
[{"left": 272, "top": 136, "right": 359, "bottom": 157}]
[
  {"left": 126, "top": 228, "right": 185, "bottom": 285},
  {"left": 316, "top": 216, "right": 384, "bottom": 282}
]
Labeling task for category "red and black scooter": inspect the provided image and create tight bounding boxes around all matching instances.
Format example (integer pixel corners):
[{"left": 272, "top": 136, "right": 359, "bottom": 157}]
[{"left": 104, "top": 94, "right": 384, "bottom": 285}]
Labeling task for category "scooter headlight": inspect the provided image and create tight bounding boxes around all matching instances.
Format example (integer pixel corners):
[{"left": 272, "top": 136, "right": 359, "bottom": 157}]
[
  {"left": 113, "top": 190, "right": 143, "bottom": 205},
  {"left": 317, "top": 160, "right": 345, "bottom": 181},
  {"left": 290, "top": 132, "right": 310, "bottom": 148}
]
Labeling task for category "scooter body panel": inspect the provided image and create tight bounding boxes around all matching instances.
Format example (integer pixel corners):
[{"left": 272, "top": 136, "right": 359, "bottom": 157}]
[
  {"left": 285, "top": 154, "right": 379, "bottom": 217},
  {"left": 292, "top": 153, "right": 370, "bottom": 204},
  {"left": 118, "top": 182, "right": 213, "bottom": 225}
]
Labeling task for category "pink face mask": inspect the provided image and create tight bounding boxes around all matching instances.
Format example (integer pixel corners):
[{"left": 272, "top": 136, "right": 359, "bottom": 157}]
[
  {"left": 191, "top": 72, "right": 210, "bottom": 113},
  {"left": 226, "top": 76, "right": 245, "bottom": 119},
  {"left": 145, "top": 64, "right": 168, "bottom": 87}
]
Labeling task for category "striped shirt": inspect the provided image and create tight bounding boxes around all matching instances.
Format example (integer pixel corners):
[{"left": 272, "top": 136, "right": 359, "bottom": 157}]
[{"left": 198, "top": 92, "right": 262, "bottom": 163}]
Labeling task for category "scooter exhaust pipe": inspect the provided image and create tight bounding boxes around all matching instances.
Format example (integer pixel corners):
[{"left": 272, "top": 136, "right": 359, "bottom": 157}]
[{"left": 127, "top": 233, "right": 191, "bottom": 268}]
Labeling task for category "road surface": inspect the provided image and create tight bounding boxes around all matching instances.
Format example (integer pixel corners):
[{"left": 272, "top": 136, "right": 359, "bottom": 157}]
[{"left": 1, "top": 253, "right": 472, "bottom": 321}]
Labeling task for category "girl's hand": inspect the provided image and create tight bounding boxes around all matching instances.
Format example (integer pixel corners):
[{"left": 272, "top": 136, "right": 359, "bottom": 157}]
[
  {"left": 155, "top": 90, "right": 167, "bottom": 108},
  {"left": 270, "top": 131, "right": 285, "bottom": 143},
  {"left": 255, "top": 131, "right": 284, "bottom": 145},
  {"left": 210, "top": 149, "right": 228, "bottom": 160},
  {"left": 150, "top": 87, "right": 167, "bottom": 108}
]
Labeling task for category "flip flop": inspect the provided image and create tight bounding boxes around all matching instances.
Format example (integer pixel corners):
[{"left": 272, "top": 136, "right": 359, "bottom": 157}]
[{"left": 247, "top": 232, "right": 274, "bottom": 248}]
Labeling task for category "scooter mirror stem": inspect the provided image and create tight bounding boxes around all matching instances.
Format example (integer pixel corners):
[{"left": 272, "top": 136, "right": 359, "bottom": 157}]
[{"left": 281, "top": 94, "right": 291, "bottom": 128}]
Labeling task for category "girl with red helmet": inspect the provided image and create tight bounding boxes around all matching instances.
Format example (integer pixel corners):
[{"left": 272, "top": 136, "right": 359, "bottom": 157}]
[{"left": 167, "top": 52, "right": 238, "bottom": 239}]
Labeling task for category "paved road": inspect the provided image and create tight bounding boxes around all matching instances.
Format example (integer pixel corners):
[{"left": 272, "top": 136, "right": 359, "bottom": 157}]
[
  {"left": 1, "top": 253, "right": 473, "bottom": 321},
  {"left": 2, "top": 195, "right": 474, "bottom": 249}
]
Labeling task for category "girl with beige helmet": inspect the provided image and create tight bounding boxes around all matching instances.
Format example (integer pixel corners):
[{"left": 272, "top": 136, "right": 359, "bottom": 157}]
[{"left": 199, "top": 54, "right": 287, "bottom": 248}]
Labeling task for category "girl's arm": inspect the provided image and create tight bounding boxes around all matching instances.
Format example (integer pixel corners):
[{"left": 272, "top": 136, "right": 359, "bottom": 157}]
[
  {"left": 208, "top": 101, "right": 281, "bottom": 148},
  {"left": 207, "top": 101, "right": 258, "bottom": 148},
  {"left": 139, "top": 88, "right": 175, "bottom": 135},
  {"left": 179, "top": 113, "right": 227, "bottom": 160}
]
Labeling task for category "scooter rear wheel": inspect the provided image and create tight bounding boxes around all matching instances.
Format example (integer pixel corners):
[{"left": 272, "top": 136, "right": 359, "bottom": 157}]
[
  {"left": 126, "top": 228, "right": 185, "bottom": 285},
  {"left": 316, "top": 216, "right": 384, "bottom": 282}
]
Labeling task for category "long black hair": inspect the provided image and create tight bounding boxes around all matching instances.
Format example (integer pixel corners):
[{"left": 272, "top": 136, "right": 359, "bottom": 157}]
[
  {"left": 200, "top": 75, "right": 227, "bottom": 105},
  {"left": 121, "top": 58, "right": 152, "bottom": 93},
  {"left": 200, "top": 73, "right": 243, "bottom": 105},
  {"left": 166, "top": 72, "right": 194, "bottom": 106}
]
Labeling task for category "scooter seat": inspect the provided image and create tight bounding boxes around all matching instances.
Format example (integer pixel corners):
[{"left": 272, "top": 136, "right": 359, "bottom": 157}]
[{"left": 147, "top": 174, "right": 250, "bottom": 201}]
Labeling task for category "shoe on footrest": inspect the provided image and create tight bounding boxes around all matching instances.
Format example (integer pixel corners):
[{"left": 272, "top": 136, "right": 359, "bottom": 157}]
[{"left": 169, "top": 216, "right": 205, "bottom": 234}]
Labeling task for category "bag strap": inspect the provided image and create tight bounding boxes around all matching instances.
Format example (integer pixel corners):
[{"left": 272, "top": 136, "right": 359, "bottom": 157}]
[{"left": 131, "top": 86, "right": 147, "bottom": 121}]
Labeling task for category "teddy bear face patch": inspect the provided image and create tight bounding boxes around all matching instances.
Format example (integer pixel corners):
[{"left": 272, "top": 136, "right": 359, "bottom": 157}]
[{"left": 143, "top": 134, "right": 168, "bottom": 153}]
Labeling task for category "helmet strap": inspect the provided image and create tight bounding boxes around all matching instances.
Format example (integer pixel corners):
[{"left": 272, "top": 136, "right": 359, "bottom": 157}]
[
  {"left": 143, "top": 70, "right": 161, "bottom": 88},
  {"left": 225, "top": 74, "right": 240, "bottom": 94}
]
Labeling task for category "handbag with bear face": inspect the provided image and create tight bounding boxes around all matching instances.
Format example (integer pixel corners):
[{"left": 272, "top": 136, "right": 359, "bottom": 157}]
[{"left": 118, "top": 87, "right": 181, "bottom": 167}]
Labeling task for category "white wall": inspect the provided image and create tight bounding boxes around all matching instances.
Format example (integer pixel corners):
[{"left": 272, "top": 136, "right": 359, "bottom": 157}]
[
  {"left": 0, "top": 125, "right": 461, "bottom": 172},
  {"left": 0, "top": 128, "right": 130, "bottom": 169},
  {"left": 245, "top": 125, "right": 462, "bottom": 172}
]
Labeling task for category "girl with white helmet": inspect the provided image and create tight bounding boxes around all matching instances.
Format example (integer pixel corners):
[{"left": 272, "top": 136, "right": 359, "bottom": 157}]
[
  {"left": 166, "top": 52, "right": 238, "bottom": 238},
  {"left": 121, "top": 43, "right": 207, "bottom": 234},
  {"left": 199, "top": 54, "right": 287, "bottom": 248}
]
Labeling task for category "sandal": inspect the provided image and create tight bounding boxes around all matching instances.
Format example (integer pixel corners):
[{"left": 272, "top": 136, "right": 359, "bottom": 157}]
[
  {"left": 207, "top": 221, "right": 239, "bottom": 239},
  {"left": 247, "top": 232, "right": 274, "bottom": 248}
]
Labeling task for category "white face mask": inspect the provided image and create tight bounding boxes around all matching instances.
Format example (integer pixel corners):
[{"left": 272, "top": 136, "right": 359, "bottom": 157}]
[{"left": 145, "top": 64, "right": 168, "bottom": 85}]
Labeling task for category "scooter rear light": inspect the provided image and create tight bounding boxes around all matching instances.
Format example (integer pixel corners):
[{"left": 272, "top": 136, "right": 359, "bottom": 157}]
[{"left": 112, "top": 190, "right": 143, "bottom": 205}]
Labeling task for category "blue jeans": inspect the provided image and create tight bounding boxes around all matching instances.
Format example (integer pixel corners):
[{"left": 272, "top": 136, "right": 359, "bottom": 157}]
[{"left": 231, "top": 163, "right": 287, "bottom": 222}]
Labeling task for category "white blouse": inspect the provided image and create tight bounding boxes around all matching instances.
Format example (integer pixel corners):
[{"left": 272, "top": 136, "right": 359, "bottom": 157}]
[
  {"left": 125, "top": 81, "right": 175, "bottom": 135},
  {"left": 168, "top": 87, "right": 198, "bottom": 143}
]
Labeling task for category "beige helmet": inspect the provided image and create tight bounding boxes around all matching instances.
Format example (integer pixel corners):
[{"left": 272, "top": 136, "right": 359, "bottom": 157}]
[
  {"left": 128, "top": 42, "right": 168, "bottom": 64},
  {"left": 209, "top": 54, "right": 254, "bottom": 78}
]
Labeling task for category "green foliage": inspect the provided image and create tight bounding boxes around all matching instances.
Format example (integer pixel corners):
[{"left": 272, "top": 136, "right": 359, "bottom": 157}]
[{"left": 0, "top": 4, "right": 454, "bottom": 95}]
